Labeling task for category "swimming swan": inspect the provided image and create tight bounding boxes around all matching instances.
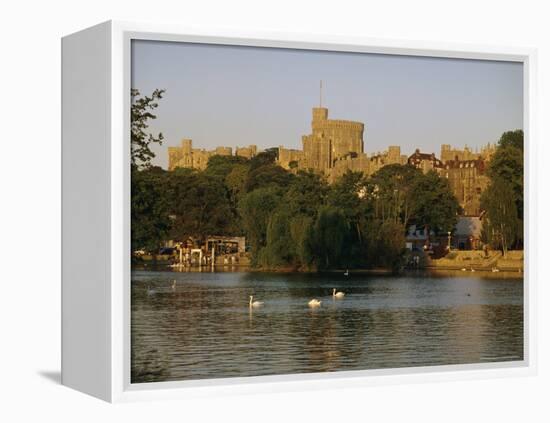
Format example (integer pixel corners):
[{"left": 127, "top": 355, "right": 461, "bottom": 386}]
[
  {"left": 308, "top": 299, "right": 322, "bottom": 307},
  {"left": 333, "top": 288, "right": 345, "bottom": 299},
  {"left": 249, "top": 295, "right": 264, "bottom": 308}
]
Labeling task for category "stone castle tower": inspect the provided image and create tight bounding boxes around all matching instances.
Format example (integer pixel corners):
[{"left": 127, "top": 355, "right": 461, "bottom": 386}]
[
  {"left": 301, "top": 107, "right": 364, "bottom": 172},
  {"left": 278, "top": 106, "right": 365, "bottom": 173}
]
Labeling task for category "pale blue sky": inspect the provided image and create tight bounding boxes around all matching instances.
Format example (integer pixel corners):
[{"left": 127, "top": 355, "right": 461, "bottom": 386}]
[{"left": 131, "top": 40, "right": 523, "bottom": 169}]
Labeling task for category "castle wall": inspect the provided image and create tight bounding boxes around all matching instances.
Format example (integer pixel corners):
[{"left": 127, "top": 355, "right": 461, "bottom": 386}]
[
  {"left": 215, "top": 146, "right": 232, "bottom": 156},
  {"left": 168, "top": 139, "right": 257, "bottom": 171},
  {"left": 236, "top": 145, "right": 257, "bottom": 159},
  {"left": 278, "top": 146, "right": 304, "bottom": 169},
  {"left": 329, "top": 153, "right": 371, "bottom": 182}
]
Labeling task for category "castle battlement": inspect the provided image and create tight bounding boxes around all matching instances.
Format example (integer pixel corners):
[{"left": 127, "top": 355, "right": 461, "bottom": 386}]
[{"left": 313, "top": 120, "right": 364, "bottom": 130}]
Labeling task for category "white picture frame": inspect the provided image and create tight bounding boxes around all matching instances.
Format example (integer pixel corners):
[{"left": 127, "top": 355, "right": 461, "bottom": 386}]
[{"left": 61, "top": 20, "right": 537, "bottom": 403}]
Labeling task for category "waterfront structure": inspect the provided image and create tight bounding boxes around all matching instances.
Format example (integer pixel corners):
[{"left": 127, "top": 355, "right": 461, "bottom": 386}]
[
  {"left": 168, "top": 139, "right": 258, "bottom": 171},
  {"left": 454, "top": 216, "right": 483, "bottom": 250}
]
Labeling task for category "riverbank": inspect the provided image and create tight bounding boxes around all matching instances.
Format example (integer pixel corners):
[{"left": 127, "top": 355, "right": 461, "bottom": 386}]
[
  {"left": 426, "top": 250, "right": 523, "bottom": 273},
  {"left": 132, "top": 264, "right": 522, "bottom": 280}
]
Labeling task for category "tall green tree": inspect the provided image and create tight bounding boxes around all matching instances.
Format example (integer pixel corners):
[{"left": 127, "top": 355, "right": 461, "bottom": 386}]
[
  {"left": 488, "top": 129, "right": 523, "bottom": 220},
  {"left": 480, "top": 177, "right": 520, "bottom": 254},
  {"left": 367, "top": 164, "right": 422, "bottom": 226},
  {"left": 411, "top": 170, "right": 460, "bottom": 236},
  {"left": 225, "top": 163, "right": 250, "bottom": 210},
  {"left": 366, "top": 220, "right": 406, "bottom": 271},
  {"left": 131, "top": 89, "right": 165, "bottom": 169},
  {"left": 205, "top": 155, "right": 249, "bottom": 180},
  {"left": 238, "top": 187, "right": 284, "bottom": 261},
  {"left": 260, "top": 210, "right": 296, "bottom": 268},
  {"left": 244, "top": 163, "right": 294, "bottom": 192},
  {"left": 283, "top": 171, "right": 328, "bottom": 218},
  {"left": 311, "top": 206, "right": 350, "bottom": 269},
  {"left": 131, "top": 167, "right": 170, "bottom": 253},
  {"left": 167, "top": 169, "right": 235, "bottom": 242},
  {"left": 289, "top": 215, "right": 315, "bottom": 268}
]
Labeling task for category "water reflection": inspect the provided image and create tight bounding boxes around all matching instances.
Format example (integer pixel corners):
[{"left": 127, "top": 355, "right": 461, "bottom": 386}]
[{"left": 131, "top": 271, "right": 523, "bottom": 383}]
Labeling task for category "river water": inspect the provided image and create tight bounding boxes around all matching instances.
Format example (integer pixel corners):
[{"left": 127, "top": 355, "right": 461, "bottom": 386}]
[{"left": 131, "top": 269, "right": 523, "bottom": 383}]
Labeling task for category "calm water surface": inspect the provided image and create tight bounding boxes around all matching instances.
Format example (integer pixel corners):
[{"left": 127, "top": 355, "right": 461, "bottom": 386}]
[{"left": 131, "top": 270, "right": 523, "bottom": 383}]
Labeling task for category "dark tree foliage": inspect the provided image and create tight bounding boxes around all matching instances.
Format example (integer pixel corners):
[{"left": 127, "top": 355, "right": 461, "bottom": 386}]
[
  {"left": 366, "top": 220, "right": 407, "bottom": 271},
  {"left": 225, "top": 163, "right": 250, "bottom": 210},
  {"left": 284, "top": 171, "right": 329, "bottom": 218},
  {"left": 249, "top": 148, "right": 279, "bottom": 170},
  {"left": 480, "top": 177, "right": 520, "bottom": 253},
  {"left": 410, "top": 170, "right": 460, "bottom": 235},
  {"left": 259, "top": 210, "right": 296, "bottom": 268},
  {"left": 205, "top": 155, "right": 249, "bottom": 180},
  {"left": 131, "top": 89, "right": 165, "bottom": 169},
  {"left": 367, "top": 164, "right": 422, "bottom": 226},
  {"left": 244, "top": 163, "right": 294, "bottom": 192},
  {"left": 497, "top": 129, "right": 524, "bottom": 151},
  {"left": 131, "top": 167, "right": 171, "bottom": 252},
  {"left": 238, "top": 187, "right": 284, "bottom": 262},
  {"left": 488, "top": 130, "right": 524, "bottom": 220},
  {"left": 167, "top": 169, "right": 236, "bottom": 242},
  {"left": 311, "top": 206, "right": 351, "bottom": 269},
  {"left": 481, "top": 129, "right": 524, "bottom": 249}
]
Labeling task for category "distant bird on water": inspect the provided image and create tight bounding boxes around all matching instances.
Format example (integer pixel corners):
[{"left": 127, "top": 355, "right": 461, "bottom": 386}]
[
  {"left": 308, "top": 299, "right": 322, "bottom": 308},
  {"left": 171, "top": 280, "right": 176, "bottom": 290},
  {"left": 333, "top": 288, "right": 345, "bottom": 299},
  {"left": 344, "top": 269, "right": 349, "bottom": 276},
  {"left": 146, "top": 286, "right": 156, "bottom": 296},
  {"left": 249, "top": 295, "right": 264, "bottom": 308}
]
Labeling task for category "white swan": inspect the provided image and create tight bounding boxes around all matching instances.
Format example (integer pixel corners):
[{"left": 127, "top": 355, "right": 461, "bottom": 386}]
[
  {"left": 308, "top": 299, "right": 322, "bottom": 307},
  {"left": 492, "top": 267, "right": 500, "bottom": 273},
  {"left": 171, "top": 280, "right": 176, "bottom": 290},
  {"left": 333, "top": 288, "right": 345, "bottom": 299},
  {"left": 461, "top": 268, "right": 467, "bottom": 271},
  {"left": 249, "top": 295, "right": 264, "bottom": 308},
  {"left": 344, "top": 269, "right": 349, "bottom": 276}
]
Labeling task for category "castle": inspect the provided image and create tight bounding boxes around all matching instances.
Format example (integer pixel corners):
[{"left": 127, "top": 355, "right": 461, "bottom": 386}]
[
  {"left": 277, "top": 107, "right": 407, "bottom": 182},
  {"left": 167, "top": 104, "right": 497, "bottom": 217}
]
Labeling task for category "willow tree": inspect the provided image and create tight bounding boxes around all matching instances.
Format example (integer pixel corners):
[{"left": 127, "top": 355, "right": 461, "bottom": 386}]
[{"left": 311, "top": 206, "right": 350, "bottom": 269}]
